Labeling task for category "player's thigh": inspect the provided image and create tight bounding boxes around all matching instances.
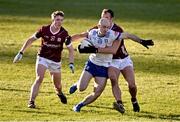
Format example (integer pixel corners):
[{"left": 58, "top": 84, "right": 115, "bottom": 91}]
[
  {"left": 50, "top": 72, "right": 61, "bottom": 83},
  {"left": 78, "top": 70, "right": 93, "bottom": 90},
  {"left": 35, "top": 57, "right": 48, "bottom": 78},
  {"left": 108, "top": 66, "right": 121, "bottom": 81},
  {"left": 121, "top": 66, "right": 135, "bottom": 84},
  {"left": 36, "top": 64, "right": 47, "bottom": 78},
  {"left": 94, "top": 77, "right": 107, "bottom": 93}
]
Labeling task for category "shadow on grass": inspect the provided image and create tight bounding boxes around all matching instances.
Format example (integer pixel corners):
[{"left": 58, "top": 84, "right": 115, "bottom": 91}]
[
  {"left": 87, "top": 105, "right": 113, "bottom": 111},
  {"left": 135, "top": 110, "right": 180, "bottom": 121},
  {"left": 84, "top": 105, "right": 180, "bottom": 121},
  {"left": 0, "top": 87, "right": 54, "bottom": 94},
  {"left": 0, "top": 108, "right": 64, "bottom": 116}
]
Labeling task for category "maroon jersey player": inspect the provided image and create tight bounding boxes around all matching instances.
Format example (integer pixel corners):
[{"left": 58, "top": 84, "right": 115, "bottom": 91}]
[
  {"left": 69, "top": 9, "right": 153, "bottom": 113},
  {"left": 98, "top": 9, "right": 139, "bottom": 113},
  {"left": 13, "top": 11, "right": 74, "bottom": 108},
  {"left": 100, "top": 9, "right": 153, "bottom": 113}
]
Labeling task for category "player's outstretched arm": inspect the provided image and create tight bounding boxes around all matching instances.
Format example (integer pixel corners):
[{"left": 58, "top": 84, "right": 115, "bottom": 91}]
[
  {"left": 13, "top": 36, "right": 37, "bottom": 63},
  {"left": 19, "top": 36, "right": 37, "bottom": 53},
  {"left": 120, "top": 32, "right": 154, "bottom": 49},
  {"left": 71, "top": 32, "right": 88, "bottom": 41},
  {"left": 78, "top": 39, "right": 121, "bottom": 54},
  {"left": 97, "top": 39, "right": 122, "bottom": 54}
]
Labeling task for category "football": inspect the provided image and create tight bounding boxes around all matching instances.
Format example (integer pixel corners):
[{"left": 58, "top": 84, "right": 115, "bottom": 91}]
[{"left": 80, "top": 38, "right": 93, "bottom": 48}]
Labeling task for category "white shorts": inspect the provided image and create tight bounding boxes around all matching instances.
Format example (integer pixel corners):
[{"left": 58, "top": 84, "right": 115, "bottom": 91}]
[
  {"left": 36, "top": 56, "right": 61, "bottom": 73},
  {"left": 110, "top": 56, "right": 133, "bottom": 70}
]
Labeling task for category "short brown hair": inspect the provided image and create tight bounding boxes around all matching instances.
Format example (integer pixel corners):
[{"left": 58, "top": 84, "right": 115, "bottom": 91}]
[
  {"left": 102, "top": 9, "right": 114, "bottom": 18},
  {"left": 51, "top": 11, "right": 64, "bottom": 20}
]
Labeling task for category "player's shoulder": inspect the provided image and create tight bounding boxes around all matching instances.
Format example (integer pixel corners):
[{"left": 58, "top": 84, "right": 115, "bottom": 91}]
[
  {"left": 89, "top": 28, "right": 98, "bottom": 35},
  {"left": 60, "top": 26, "right": 68, "bottom": 34},
  {"left": 38, "top": 24, "right": 50, "bottom": 32},
  {"left": 61, "top": 26, "right": 67, "bottom": 32},
  {"left": 41, "top": 24, "right": 50, "bottom": 29},
  {"left": 108, "top": 29, "right": 119, "bottom": 37},
  {"left": 112, "top": 23, "right": 124, "bottom": 32}
]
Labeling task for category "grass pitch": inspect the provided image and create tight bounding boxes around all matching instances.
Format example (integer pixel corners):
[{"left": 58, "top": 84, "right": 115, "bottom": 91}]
[{"left": 0, "top": 0, "right": 180, "bottom": 121}]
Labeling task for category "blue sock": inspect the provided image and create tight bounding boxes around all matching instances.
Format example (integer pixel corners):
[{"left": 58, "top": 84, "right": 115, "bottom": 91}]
[{"left": 79, "top": 102, "right": 85, "bottom": 107}]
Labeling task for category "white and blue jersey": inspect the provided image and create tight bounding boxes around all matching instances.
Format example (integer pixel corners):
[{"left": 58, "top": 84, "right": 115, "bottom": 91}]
[
  {"left": 88, "top": 29, "right": 121, "bottom": 67},
  {"left": 84, "top": 29, "right": 121, "bottom": 78}
]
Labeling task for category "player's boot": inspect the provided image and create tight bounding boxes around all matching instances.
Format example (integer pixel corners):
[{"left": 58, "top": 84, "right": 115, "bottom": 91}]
[
  {"left": 131, "top": 98, "right": 140, "bottom": 112},
  {"left": 113, "top": 102, "right": 125, "bottom": 114},
  {"left": 73, "top": 102, "right": 84, "bottom": 112},
  {"left": 57, "top": 92, "right": 67, "bottom": 104},
  {"left": 69, "top": 84, "right": 77, "bottom": 94},
  {"left": 28, "top": 101, "right": 36, "bottom": 108}
]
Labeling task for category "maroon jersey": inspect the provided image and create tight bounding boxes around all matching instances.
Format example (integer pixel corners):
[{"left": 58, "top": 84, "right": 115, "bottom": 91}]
[
  {"left": 35, "top": 25, "right": 69, "bottom": 62},
  {"left": 111, "top": 23, "right": 128, "bottom": 59},
  {"left": 90, "top": 23, "right": 128, "bottom": 59}
]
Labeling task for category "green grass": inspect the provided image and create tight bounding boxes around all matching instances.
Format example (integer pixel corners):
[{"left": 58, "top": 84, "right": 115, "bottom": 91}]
[{"left": 0, "top": 0, "right": 180, "bottom": 121}]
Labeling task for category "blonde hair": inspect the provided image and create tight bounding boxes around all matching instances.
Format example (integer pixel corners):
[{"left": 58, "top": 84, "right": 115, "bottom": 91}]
[{"left": 51, "top": 11, "right": 64, "bottom": 20}]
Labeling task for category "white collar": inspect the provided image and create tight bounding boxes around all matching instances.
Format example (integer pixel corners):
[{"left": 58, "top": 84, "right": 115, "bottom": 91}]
[{"left": 50, "top": 24, "right": 60, "bottom": 35}]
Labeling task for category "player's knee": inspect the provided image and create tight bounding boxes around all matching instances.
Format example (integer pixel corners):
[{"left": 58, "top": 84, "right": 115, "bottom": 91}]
[
  {"left": 94, "top": 88, "right": 103, "bottom": 97},
  {"left": 110, "top": 74, "right": 118, "bottom": 86},
  {"left": 109, "top": 75, "right": 117, "bottom": 82},
  {"left": 109, "top": 75, "right": 117, "bottom": 83},
  {"left": 78, "top": 85, "right": 86, "bottom": 92},
  {"left": 79, "top": 88, "right": 85, "bottom": 92}
]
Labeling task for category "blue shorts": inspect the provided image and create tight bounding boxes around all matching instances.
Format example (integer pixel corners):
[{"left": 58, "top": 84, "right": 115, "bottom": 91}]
[{"left": 84, "top": 60, "right": 108, "bottom": 78}]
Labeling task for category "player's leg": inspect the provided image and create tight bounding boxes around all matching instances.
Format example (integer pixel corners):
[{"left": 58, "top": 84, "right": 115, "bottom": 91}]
[
  {"left": 77, "top": 70, "right": 93, "bottom": 91},
  {"left": 121, "top": 66, "right": 136, "bottom": 98},
  {"left": 50, "top": 72, "right": 67, "bottom": 104},
  {"left": 109, "top": 60, "right": 125, "bottom": 113},
  {"left": 72, "top": 71, "right": 94, "bottom": 112},
  {"left": 69, "top": 61, "right": 93, "bottom": 94},
  {"left": 69, "top": 70, "right": 93, "bottom": 94},
  {"left": 79, "top": 62, "right": 108, "bottom": 104},
  {"left": 121, "top": 65, "right": 140, "bottom": 112},
  {"left": 47, "top": 59, "right": 67, "bottom": 104},
  {"left": 108, "top": 66, "right": 122, "bottom": 103},
  {"left": 73, "top": 77, "right": 107, "bottom": 112},
  {"left": 83, "top": 77, "right": 107, "bottom": 105},
  {"left": 28, "top": 63, "right": 47, "bottom": 108}
]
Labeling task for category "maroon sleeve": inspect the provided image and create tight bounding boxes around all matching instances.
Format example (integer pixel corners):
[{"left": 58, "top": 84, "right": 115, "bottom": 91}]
[
  {"left": 65, "top": 32, "right": 72, "bottom": 46},
  {"left": 35, "top": 26, "right": 43, "bottom": 38},
  {"left": 63, "top": 30, "right": 69, "bottom": 42}
]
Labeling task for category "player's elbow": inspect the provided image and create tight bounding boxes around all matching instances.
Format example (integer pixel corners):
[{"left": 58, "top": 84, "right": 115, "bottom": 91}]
[{"left": 121, "top": 32, "right": 130, "bottom": 39}]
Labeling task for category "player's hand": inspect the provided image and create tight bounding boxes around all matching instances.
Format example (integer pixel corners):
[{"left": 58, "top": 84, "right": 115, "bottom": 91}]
[
  {"left": 78, "top": 45, "right": 98, "bottom": 53},
  {"left": 69, "top": 63, "right": 74, "bottom": 73},
  {"left": 13, "top": 52, "right": 23, "bottom": 63},
  {"left": 140, "top": 40, "right": 154, "bottom": 49}
]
